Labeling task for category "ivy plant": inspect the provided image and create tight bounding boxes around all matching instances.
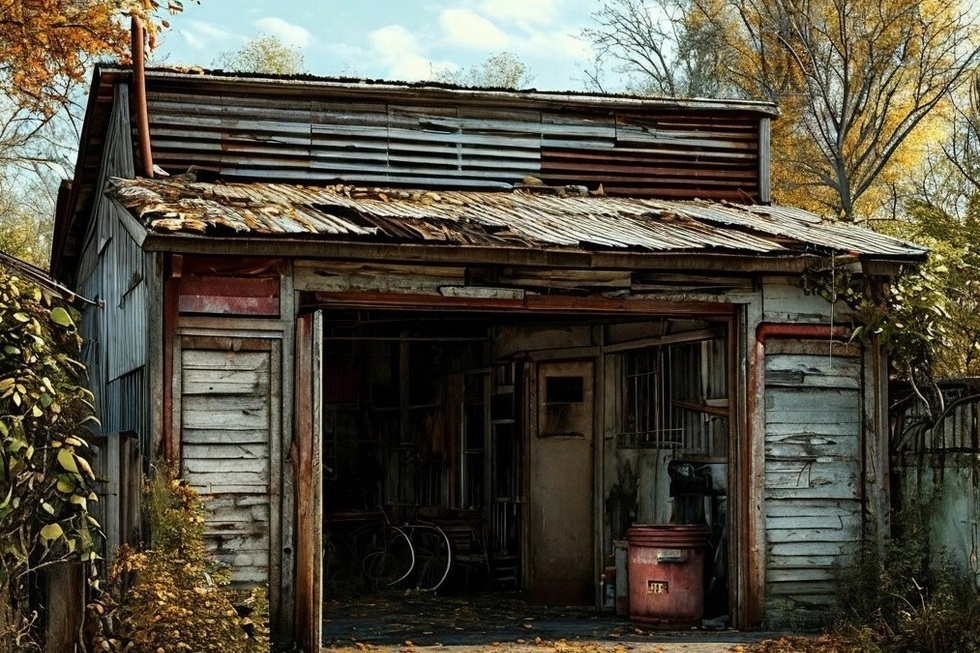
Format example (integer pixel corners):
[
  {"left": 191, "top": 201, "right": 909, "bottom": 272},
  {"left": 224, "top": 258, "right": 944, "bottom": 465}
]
[{"left": 0, "top": 264, "right": 99, "bottom": 641}]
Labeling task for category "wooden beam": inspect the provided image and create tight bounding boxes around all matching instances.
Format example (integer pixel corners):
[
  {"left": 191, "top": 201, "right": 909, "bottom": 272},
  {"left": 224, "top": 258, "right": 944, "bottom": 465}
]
[
  {"left": 293, "top": 314, "right": 314, "bottom": 650},
  {"left": 141, "top": 233, "right": 837, "bottom": 275},
  {"left": 309, "top": 291, "right": 737, "bottom": 316},
  {"left": 602, "top": 326, "right": 725, "bottom": 353}
]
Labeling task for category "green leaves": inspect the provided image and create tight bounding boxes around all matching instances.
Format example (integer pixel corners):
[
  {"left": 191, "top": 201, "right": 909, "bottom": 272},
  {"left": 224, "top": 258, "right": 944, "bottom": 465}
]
[
  {"left": 0, "top": 263, "right": 99, "bottom": 615},
  {"left": 39, "top": 523, "right": 63, "bottom": 543},
  {"left": 57, "top": 448, "right": 79, "bottom": 475},
  {"left": 49, "top": 307, "right": 73, "bottom": 328}
]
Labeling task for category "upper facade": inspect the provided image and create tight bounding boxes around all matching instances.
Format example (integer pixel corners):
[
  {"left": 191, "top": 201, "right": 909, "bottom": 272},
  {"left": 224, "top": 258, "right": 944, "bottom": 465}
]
[{"left": 52, "top": 66, "right": 924, "bottom": 282}]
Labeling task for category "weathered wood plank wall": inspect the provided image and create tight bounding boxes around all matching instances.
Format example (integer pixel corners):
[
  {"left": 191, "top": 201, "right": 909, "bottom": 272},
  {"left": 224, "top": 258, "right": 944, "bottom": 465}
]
[
  {"left": 763, "top": 348, "right": 862, "bottom": 624},
  {"left": 179, "top": 344, "right": 274, "bottom": 586}
]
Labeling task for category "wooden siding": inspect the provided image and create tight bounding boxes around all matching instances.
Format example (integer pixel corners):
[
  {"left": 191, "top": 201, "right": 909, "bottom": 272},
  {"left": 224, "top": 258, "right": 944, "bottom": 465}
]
[
  {"left": 179, "top": 343, "right": 276, "bottom": 586},
  {"left": 177, "top": 275, "right": 280, "bottom": 316},
  {"left": 763, "top": 351, "right": 863, "bottom": 623},
  {"left": 762, "top": 280, "right": 852, "bottom": 324},
  {"left": 145, "top": 85, "right": 761, "bottom": 201},
  {"left": 293, "top": 260, "right": 754, "bottom": 298}
]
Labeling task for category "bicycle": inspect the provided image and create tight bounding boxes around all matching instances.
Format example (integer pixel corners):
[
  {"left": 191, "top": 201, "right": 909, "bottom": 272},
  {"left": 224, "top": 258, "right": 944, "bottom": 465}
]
[
  {"left": 400, "top": 520, "right": 452, "bottom": 592},
  {"left": 325, "top": 509, "right": 415, "bottom": 593},
  {"left": 326, "top": 506, "right": 454, "bottom": 593},
  {"left": 359, "top": 510, "right": 419, "bottom": 590}
]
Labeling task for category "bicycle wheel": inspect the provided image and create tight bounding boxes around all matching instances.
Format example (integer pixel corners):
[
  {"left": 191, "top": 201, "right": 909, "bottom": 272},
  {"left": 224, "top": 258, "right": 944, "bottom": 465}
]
[
  {"left": 363, "top": 525, "right": 415, "bottom": 589},
  {"left": 409, "top": 525, "right": 452, "bottom": 592}
]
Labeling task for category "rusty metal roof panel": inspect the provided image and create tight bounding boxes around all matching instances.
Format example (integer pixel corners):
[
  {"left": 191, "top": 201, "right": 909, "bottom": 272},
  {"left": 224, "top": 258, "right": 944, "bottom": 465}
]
[{"left": 105, "top": 177, "right": 926, "bottom": 259}]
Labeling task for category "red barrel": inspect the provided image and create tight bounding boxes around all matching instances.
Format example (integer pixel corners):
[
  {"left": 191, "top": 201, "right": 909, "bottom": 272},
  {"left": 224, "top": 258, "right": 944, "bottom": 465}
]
[{"left": 626, "top": 525, "right": 710, "bottom": 628}]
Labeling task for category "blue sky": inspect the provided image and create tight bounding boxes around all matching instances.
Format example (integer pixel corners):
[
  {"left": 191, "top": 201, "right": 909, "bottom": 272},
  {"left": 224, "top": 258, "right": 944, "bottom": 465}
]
[{"left": 150, "top": 0, "right": 601, "bottom": 91}]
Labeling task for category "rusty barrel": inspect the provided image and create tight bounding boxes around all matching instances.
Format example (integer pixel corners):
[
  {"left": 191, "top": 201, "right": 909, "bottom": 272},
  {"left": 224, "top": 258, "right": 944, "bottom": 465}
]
[{"left": 626, "top": 524, "right": 710, "bottom": 628}]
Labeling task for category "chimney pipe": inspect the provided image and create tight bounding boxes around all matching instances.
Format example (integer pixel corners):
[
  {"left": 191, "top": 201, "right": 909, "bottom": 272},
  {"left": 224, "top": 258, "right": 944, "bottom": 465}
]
[{"left": 131, "top": 17, "right": 154, "bottom": 179}]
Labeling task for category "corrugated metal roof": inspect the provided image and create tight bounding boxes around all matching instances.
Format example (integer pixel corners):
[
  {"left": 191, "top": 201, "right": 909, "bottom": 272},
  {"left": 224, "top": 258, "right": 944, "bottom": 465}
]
[{"left": 106, "top": 176, "right": 926, "bottom": 259}]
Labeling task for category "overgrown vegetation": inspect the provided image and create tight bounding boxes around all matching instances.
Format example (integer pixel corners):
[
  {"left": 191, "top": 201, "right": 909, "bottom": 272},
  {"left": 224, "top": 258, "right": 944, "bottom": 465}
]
[
  {"left": 835, "top": 503, "right": 980, "bottom": 653},
  {"left": 799, "top": 253, "right": 947, "bottom": 395},
  {"left": 216, "top": 34, "right": 307, "bottom": 75},
  {"left": 0, "top": 263, "right": 99, "bottom": 649},
  {"left": 88, "top": 468, "right": 269, "bottom": 653},
  {"left": 746, "top": 503, "right": 980, "bottom": 653}
]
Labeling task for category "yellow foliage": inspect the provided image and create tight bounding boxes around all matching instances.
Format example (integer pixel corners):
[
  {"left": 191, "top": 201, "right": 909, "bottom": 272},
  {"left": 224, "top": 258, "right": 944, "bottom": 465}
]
[
  {"left": 688, "top": 0, "right": 980, "bottom": 220},
  {"left": 0, "top": 0, "right": 184, "bottom": 114},
  {"left": 88, "top": 469, "right": 269, "bottom": 653}
]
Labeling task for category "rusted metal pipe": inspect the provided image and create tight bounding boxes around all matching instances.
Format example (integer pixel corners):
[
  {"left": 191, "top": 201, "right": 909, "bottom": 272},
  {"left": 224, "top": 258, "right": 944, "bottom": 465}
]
[
  {"left": 131, "top": 17, "right": 154, "bottom": 178},
  {"left": 755, "top": 322, "right": 851, "bottom": 345}
]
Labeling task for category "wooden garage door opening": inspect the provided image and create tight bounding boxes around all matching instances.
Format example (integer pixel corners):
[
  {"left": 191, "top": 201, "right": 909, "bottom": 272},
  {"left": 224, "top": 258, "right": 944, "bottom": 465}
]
[{"left": 303, "top": 305, "right": 739, "bottom": 622}]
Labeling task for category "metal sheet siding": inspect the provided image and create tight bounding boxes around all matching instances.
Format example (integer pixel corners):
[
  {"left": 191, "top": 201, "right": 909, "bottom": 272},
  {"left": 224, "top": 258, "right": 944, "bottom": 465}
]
[
  {"left": 541, "top": 112, "right": 760, "bottom": 199},
  {"left": 148, "top": 92, "right": 540, "bottom": 190},
  {"left": 103, "top": 370, "right": 148, "bottom": 441},
  {"left": 763, "top": 352, "right": 863, "bottom": 626},
  {"left": 144, "top": 81, "right": 767, "bottom": 200},
  {"left": 75, "top": 84, "right": 149, "bottom": 439}
]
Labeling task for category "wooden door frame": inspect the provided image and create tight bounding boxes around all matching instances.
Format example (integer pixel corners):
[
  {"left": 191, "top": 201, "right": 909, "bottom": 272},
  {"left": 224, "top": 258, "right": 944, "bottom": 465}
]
[
  {"left": 300, "top": 296, "right": 758, "bottom": 629},
  {"left": 293, "top": 312, "right": 323, "bottom": 652}
]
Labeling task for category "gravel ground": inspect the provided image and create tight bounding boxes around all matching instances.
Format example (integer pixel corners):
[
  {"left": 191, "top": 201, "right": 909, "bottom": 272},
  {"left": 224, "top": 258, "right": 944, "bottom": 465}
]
[{"left": 321, "top": 592, "right": 778, "bottom": 653}]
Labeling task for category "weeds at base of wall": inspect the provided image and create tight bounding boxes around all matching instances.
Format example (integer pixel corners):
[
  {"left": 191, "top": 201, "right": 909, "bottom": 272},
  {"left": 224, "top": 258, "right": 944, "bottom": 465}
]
[
  {"left": 85, "top": 468, "right": 270, "bottom": 653},
  {"left": 749, "top": 504, "right": 980, "bottom": 653},
  {"left": 831, "top": 503, "right": 980, "bottom": 653}
]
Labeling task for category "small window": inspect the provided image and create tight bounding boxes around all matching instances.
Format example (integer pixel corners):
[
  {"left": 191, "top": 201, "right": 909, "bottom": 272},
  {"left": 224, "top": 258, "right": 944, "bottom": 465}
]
[
  {"left": 545, "top": 376, "right": 584, "bottom": 404},
  {"left": 538, "top": 363, "right": 591, "bottom": 438}
]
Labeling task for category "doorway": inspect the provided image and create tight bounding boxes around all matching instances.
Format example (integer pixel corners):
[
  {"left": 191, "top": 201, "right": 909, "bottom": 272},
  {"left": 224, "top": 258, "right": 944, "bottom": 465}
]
[
  {"left": 528, "top": 360, "right": 595, "bottom": 604},
  {"left": 308, "top": 308, "right": 736, "bottom": 621}
]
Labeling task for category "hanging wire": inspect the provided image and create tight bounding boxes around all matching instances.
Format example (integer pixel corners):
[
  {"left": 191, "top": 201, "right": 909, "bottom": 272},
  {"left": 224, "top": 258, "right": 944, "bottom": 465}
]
[
  {"left": 829, "top": 251, "right": 836, "bottom": 366},
  {"left": 0, "top": 251, "right": 101, "bottom": 307}
]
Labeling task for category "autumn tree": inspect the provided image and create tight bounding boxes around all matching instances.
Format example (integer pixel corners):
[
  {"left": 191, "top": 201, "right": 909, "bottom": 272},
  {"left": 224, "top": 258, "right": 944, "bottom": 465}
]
[
  {"left": 0, "top": 0, "right": 185, "bottom": 115},
  {"left": 585, "top": 0, "right": 980, "bottom": 221},
  {"left": 583, "top": 0, "right": 732, "bottom": 97},
  {"left": 216, "top": 34, "right": 307, "bottom": 75},
  {"left": 740, "top": 0, "right": 980, "bottom": 220},
  {"left": 433, "top": 52, "right": 535, "bottom": 89},
  {"left": 0, "top": 188, "right": 54, "bottom": 268},
  {"left": 0, "top": 0, "right": 188, "bottom": 270}
]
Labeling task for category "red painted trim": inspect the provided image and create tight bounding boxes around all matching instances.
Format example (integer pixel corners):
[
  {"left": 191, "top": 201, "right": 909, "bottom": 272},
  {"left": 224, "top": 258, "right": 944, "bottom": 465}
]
[
  {"left": 755, "top": 322, "right": 851, "bottom": 345},
  {"left": 177, "top": 275, "right": 281, "bottom": 316},
  {"left": 162, "top": 265, "right": 178, "bottom": 463}
]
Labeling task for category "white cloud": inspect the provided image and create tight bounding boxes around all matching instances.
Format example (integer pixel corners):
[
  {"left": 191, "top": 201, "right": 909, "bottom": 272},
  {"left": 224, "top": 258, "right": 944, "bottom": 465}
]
[
  {"left": 178, "top": 20, "right": 235, "bottom": 50},
  {"left": 523, "top": 31, "right": 593, "bottom": 61},
  {"left": 369, "top": 25, "right": 449, "bottom": 81},
  {"left": 478, "top": 0, "right": 562, "bottom": 25},
  {"left": 254, "top": 16, "right": 314, "bottom": 48},
  {"left": 439, "top": 8, "right": 509, "bottom": 50},
  {"left": 180, "top": 30, "right": 205, "bottom": 50},
  {"left": 325, "top": 42, "right": 366, "bottom": 62}
]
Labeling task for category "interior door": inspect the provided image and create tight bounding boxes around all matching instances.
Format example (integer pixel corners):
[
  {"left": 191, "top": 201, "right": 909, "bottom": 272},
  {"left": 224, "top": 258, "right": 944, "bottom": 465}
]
[{"left": 527, "top": 359, "right": 595, "bottom": 604}]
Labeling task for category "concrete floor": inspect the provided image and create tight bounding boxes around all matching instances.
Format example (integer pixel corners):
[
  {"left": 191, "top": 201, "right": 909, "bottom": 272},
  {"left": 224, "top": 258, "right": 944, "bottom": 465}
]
[{"left": 322, "top": 592, "right": 776, "bottom": 652}]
